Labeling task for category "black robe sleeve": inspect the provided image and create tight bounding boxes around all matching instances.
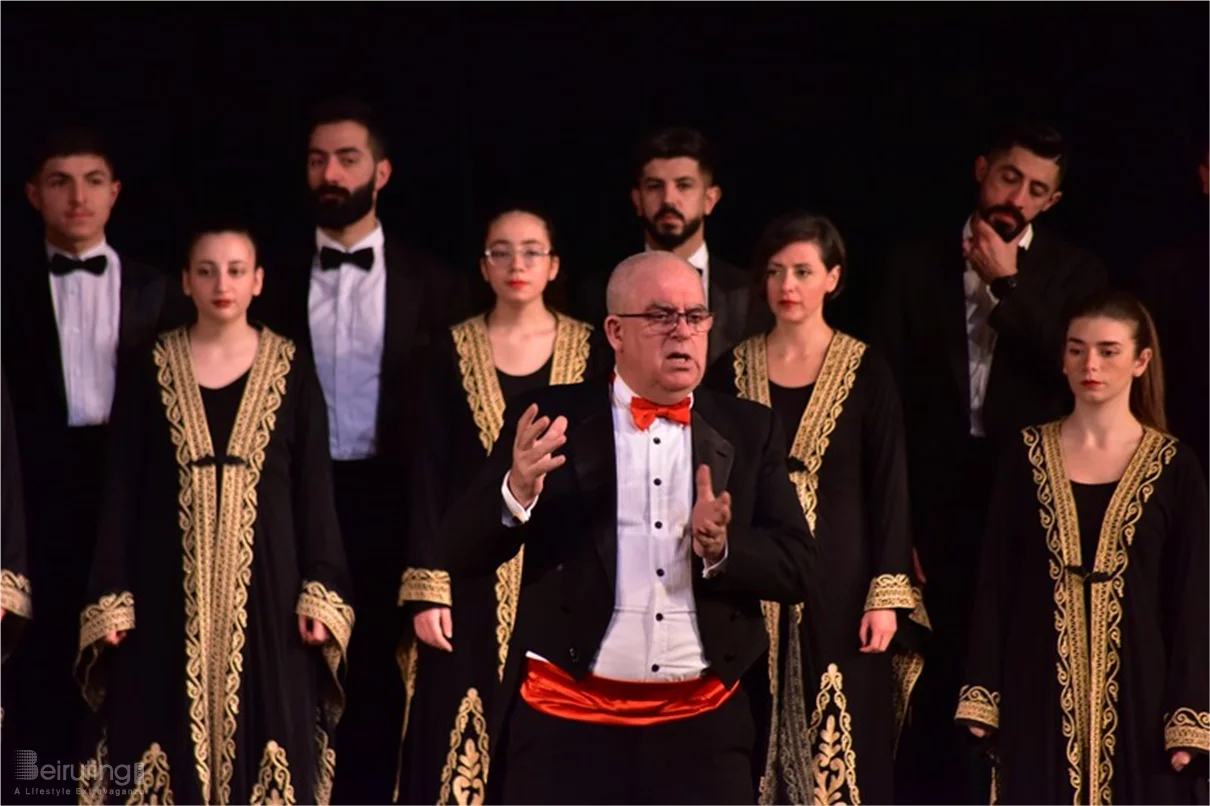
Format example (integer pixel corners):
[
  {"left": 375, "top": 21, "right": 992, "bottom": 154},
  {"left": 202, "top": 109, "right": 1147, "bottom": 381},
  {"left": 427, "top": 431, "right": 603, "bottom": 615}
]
[
  {"left": 859, "top": 351, "right": 918, "bottom": 615},
  {"left": 75, "top": 349, "right": 149, "bottom": 710},
  {"left": 289, "top": 349, "right": 356, "bottom": 719},
  {"left": 954, "top": 439, "right": 1021, "bottom": 734},
  {"left": 1, "top": 365, "right": 31, "bottom": 657},
  {"left": 1160, "top": 446, "right": 1210, "bottom": 757}
]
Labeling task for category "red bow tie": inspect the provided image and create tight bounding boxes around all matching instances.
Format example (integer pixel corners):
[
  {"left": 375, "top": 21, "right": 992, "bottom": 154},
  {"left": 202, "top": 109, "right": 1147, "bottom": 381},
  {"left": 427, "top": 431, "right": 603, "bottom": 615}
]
[{"left": 630, "top": 395, "right": 692, "bottom": 431}]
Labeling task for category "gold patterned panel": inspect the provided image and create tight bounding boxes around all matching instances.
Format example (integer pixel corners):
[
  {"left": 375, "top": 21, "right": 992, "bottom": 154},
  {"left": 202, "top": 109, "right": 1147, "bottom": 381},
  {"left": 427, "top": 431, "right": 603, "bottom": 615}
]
[
  {"left": 437, "top": 688, "right": 490, "bottom": 806},
  {"left": 891, "top": 652, "right": 925, "bottom": 753},
  {"left": 1164, "top": 708, "right": 1210, "bottom": 753},
  {"left": 1028, "top": 422, "right": 1175, "bottom": 805},
  {"left": 75, "top": 591, "right": 137, "bottom": 710},
  {"left": 805, "top": 663, "right": 861, "bottom": 806},
  {"left": 248, "top": 741, "right": 295, "bottom": 806},
  {"left": 955, "top": 685, "right": 1001, "bottom": 729},
  {"left": 125, "top": 742, "right": 175, "bottom": 805},
  {"left": 398, "top": 568, "right": 452, "bottom": 606},
  {"left": 78, "top": 733, "right": 109, "bottom": 806},
  {"left": 156, "top": 326, "right": 293, "bottom": 805},
  {"left": 0, "top": 569, "right": 31, "bottom": 619},
  {"left": 452, "top": 314, "right": 593, "bottom": 681},
  {"left": 315, "top": 727, "right": 336, "bottom": 806},
  {"left": 863, "top": 574, "right": 914, "bottom": 611}
]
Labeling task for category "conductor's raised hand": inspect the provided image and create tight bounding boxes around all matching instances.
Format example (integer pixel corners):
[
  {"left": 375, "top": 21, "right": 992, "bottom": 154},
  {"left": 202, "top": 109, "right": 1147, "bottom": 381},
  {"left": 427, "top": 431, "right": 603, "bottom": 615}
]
[
  {"left": 507, "top": 403, "right": 569, "bottom": 508},
  {"left": 692, "top": 465, "right": 730, "bottom": 564}
]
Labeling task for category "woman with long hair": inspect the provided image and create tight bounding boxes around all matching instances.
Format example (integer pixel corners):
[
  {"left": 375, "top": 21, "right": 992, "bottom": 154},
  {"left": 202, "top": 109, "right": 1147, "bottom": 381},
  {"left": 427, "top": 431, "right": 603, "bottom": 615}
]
[
  {"left": 704, "top": 211, "right": 928, "bottom": 805},
  {"left": 75, "top": 226, "right": 354, "bottom": 805},
  {"left": 396, "top": 208, "right": 608, "bottom": 804},
  {"left": 957, "top": 289, "right": 1208, "bottom": 804}
]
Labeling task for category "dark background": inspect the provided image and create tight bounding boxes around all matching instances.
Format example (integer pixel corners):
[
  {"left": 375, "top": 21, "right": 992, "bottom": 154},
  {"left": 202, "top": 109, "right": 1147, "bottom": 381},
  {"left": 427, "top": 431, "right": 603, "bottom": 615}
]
[{"left": 3, "top": 2, "right": 1206, "bottom": 337}]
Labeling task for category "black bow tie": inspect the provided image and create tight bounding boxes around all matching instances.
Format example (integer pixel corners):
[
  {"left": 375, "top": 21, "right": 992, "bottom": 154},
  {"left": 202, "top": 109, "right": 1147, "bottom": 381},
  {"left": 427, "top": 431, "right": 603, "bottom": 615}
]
[
  {"left": 49, "top": 253, "right": 108, "bottom": 277},
  {"left": 319, "top": 246, "right": 374, "bottom": 272}
]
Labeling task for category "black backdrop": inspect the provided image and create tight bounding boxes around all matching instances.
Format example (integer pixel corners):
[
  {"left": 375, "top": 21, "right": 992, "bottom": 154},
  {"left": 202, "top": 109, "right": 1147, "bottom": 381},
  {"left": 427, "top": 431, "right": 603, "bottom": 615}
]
[{"left": 4, "top": 2, "right": 1207, "bottom": 337}]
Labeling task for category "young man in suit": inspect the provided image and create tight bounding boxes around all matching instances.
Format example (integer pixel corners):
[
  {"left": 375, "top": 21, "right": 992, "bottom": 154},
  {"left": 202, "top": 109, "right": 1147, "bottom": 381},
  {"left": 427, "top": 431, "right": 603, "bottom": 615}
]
[
  {"left": 574, "top": 127, "right": 768, "bottom": 367},
  {"left": 440, "top": 251, "right": 814, "bottom": 805},
  {"left": 872, "top": 120, "right": 1107, "bottom": 804},
  {"left": 1, "top": 126, "right": 184, "bottom": 804},
  {"left": 256, "top": 98, "right": 469, "bottom": 805}
]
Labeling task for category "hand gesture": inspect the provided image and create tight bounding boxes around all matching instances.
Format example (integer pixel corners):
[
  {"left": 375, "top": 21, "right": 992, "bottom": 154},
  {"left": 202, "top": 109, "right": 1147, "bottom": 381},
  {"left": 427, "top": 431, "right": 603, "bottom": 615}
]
[
  {"left": 1171, "top": 750, "right": 1192, "bottom": 772},
  {"left": 297, "top": 615, "right": 328, "bottom": 647},
  {"left": 508, "top": 404, "right": 568, "bottom": 508},
  {"left": 692, "top": 465, "right": 730, "bottom": 564},
  {"left": 859, "top": 608, "right": 897, "bottom": 653},
  {"left": 963, "top": 217, "right": 1021, "bottom": 284},
  {"left": 414, "top": 606, "right": 453, "bottom": 652},
  {"left": 104, "top": 630, "right": 128, "bottom": 647}
]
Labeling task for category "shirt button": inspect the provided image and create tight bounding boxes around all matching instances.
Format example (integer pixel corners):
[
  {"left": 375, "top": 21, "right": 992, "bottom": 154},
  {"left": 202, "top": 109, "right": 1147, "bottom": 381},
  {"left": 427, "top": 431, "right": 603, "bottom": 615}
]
[
  {"left": 656, "top": 613, "right": 664, "bottom": 622},
  {"left": 653, "top": 478, "right": 661, "bottom": 486},
  {"left": 655, "top": 521, "right": 663, "bottom": 529},
  {"left": 651, "top": 664, "right": 660, "bottom": 673},
  {"left": 653, "top": 437, "right": 661, "bottom": 445},
  {"left": 656, "top": 568, "right": 665, "bottom": 577}
]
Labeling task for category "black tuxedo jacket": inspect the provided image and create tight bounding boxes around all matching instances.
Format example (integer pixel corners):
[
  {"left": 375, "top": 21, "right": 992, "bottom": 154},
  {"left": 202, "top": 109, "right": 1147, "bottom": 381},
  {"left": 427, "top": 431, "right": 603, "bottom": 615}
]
[
  {"left": 254, "top": 234, "right": 470, "bottom": 465},
  {"left": 438, "top": 380, "right": 815, "bottom": 740},
  {"left": 1, "top": 246, "right": 186, "bottom": 480}
]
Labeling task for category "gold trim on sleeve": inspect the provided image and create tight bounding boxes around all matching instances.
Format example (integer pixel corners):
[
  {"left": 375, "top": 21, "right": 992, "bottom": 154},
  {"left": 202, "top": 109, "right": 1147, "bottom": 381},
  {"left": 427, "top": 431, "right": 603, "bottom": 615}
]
[
  {"left": 1164, "top": 708, "right": 1210, "bottom": 753},
  {"left": 0, "top": 569, "right": 32, "bottom": 619},
  {"left": 249, "top": 740, "right": 296, "bottom": 806},
  {"left": 955, "top": 685, "right": 1001, "bottom": 729},
  {"left": 864, "top": 573, "right": 915, "bottom": 611},
  {"left": 298, "top": 581, "right": 355, "bottom": 726},
  {"left": 437, "top": 687, "right": 490, "bottom": 806},
  {"left": 75, "top": 591, "right": 136, "bottom": 710},
  {"left": 156, "top": 325, "right": 293, "bottom": 805},
  {"left": 398, "top": 568, "right": 452, "bottom": 607},
  {"left": 452, "top": 314, "right": 593, "bottom": 682}
]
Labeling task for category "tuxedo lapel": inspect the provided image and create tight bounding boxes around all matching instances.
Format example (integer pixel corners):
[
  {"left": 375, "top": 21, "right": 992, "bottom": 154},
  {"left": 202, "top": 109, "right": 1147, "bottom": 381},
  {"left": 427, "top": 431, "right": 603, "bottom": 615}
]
[
  {"left": 382, "top": 240, "right": 422, "bottom": 382},
  {"left": 118, "top": 260, "right": 160, "bottom": 351},
  {"left": 939, "top": 249, "right": 971, "bottom": 407},
  {"left": 569, "top": 384, "right": 618, "bottom": 593},
  {"left": 707, "top": 258, "right": 748, "bottom": 365},
  {"left": 691, "top": 405, "right": 735, "bottom": 498},
  {"left": 28, "top": 266, "right": 68, "bottom": 413}
]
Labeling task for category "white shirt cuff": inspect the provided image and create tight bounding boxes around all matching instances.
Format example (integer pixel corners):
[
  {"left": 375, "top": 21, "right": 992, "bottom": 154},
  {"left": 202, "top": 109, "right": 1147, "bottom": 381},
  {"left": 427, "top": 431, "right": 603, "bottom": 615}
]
[
  {"left": 501, "top": 471, "right": 539, "bottom": 526},
  {"left": 701, "top": 541, "right": 729, "bottom": 578}
]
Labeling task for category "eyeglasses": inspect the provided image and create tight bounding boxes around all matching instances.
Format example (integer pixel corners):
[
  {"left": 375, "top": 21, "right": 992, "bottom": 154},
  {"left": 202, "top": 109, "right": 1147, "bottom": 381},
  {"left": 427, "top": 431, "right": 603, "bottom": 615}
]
[
  {"left": 614, "top": 306, "right": 714, "bottom": 334},
  {"left": 483, "top": 247, "right": 552, "bottom": 267}
]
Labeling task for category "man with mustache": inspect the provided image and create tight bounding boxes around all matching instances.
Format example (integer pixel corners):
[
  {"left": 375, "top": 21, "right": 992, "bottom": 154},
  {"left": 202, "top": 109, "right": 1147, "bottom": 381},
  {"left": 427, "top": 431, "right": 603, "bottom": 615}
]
[
  {"left": 257, "top": 97, "right": 469, "bottom": 805},
  {"left": 1, "top": 125, "right": 186, "bottom": 804},
  {"left": 871, "top": 120, "right": 1107, "bottom": 804},
  {"left": 573, "top": 127, "right": 767, "bottom": 367},
  {"left": 438, "top": 251, "right": 813, "bottom": 805}
]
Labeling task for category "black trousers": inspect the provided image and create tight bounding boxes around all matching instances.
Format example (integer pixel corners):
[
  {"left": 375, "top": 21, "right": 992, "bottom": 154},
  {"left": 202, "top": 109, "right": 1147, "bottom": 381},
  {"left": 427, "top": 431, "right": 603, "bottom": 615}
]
[
  {"left": 499, "top": 685, "right": 756, "bottom": 806},
  {"left": 328, "top": 458, "right": 408, "bottom": 806}
]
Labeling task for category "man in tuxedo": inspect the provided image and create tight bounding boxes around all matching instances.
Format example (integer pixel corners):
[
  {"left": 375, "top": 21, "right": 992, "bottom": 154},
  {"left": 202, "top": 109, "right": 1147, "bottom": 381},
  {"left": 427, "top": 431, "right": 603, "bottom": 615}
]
[
  {"left": 256, "top": 98, "right": 468, "bottom": 805},
  {"left": 440, "top": 251, "right": 813, "bottom": 805},
  {"left": 1, "top": 126, "right": 184, "bottom": 804},
  {"left": 871, "top": 120, "right": 1107, "bottom": 804},
  {"left": 573, "top": 127, "right": 768, "bottom": 368}
]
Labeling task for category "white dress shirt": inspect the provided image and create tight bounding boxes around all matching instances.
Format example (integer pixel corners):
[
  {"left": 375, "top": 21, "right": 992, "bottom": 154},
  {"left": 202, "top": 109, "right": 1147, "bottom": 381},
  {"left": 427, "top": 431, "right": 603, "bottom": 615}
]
[
  {"left": 502, "top": 372, "right": 726, "bottom": 682},
  {"left": 962, "top": 217, "right": 1033, "bottom": 437},
  {"left": 46, "top": 240, "right": 121, "bottom": 427},
  {"left": 646, "top": 240, "right": 710, "bottom": 299},
  {"left": 308, "top": 225, "right": 387, "bottom": 461}
]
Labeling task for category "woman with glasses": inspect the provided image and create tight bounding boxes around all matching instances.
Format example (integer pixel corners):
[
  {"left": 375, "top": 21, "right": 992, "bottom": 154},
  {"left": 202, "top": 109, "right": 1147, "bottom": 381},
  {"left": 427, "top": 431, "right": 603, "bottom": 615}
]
[
  {"left": 704, "top": 211, "right": 927, "bottom": 805},
  {"left": 396, "top": 208, "right": 607, "bottom": 805}
]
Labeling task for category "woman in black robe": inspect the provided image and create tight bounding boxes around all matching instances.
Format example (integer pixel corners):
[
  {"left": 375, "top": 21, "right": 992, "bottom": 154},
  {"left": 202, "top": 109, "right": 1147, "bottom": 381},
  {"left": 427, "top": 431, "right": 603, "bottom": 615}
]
[
  {"left": 395, "top": 209, "right": 606, "bottom": 805},
  {"left": 75, "top": 227, "right": 355, "bottom": 805},
  {"left": 0, "top": 360, "right": 31, "bottom": 735},
  {"left": 705, "top": 211, "right": 928, "bottom": 805},
  {"left": 957, "top": 290, "right": 1208, "bottom": 805}
]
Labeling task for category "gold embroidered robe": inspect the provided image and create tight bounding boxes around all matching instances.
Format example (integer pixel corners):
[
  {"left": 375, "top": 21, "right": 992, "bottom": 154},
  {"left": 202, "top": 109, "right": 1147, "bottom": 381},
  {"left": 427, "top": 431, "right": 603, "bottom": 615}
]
[
  {"left": 395, "top": 314, "right": 601, "bottom": 805},
  {"left": 957, "top": 422, "right": 1209, "bottom": 804},
  {"left": 704, "top": 331, "right": 929, "bottom": 805},
  {"left": 74, "top": 326, "right": 355, "bottom": 805}
]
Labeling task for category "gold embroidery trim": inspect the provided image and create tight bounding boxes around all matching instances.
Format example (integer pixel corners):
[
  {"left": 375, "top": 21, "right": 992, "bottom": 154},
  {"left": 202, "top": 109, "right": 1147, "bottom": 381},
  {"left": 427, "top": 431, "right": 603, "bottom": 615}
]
[
  {"left": 437, "top": 688, "right": 490, "bottom": 806},
  {"left": 757, "top": 600, "right": 781, "bottom": 804},
  {"left": 298, "top": 580, "right": 355, "bottom": 726},
  {"left": 398, "top": 568, "right": 452, "bottom": 606},
  {"left": 805, "top": 663, "right": 862, "bottom": 806},
  {"left": 156, "top": 325, "right": 293, "bottom": 806},
  {"left": 75, "top": 591, "right": 137, "bottom": 710},
  {"left": 1164, "top": 708, "right": 1210, "bottom": 752},
  {"left": 452, "top": 313, "right": 592, "bottom": 681},
  {"left": 0, "top": 568, "right": 31, "bottom": 619},
  {"left": 315, "top": 727, "right": 336, "bottom": 806},
  {"left": 78, "top": 731, "right": 109, "bottom": 806},
  {"left": 955, "top": 685, "right": 1001, "bottom": 729},
  {"left": 249, "top": 740, "right": 296, "bottom": 806},
  {"left": 864, "top": 573, "right": 915, "bottom": 611},
  {"left": 892, "top": 652, "right": 926, "bottom": 752},
  {"left": 1028, "top": 421, "right": 1174, "bottom": 805},
  {"left": 125, "top": 742, "right": 176, "bottom": 805}
]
